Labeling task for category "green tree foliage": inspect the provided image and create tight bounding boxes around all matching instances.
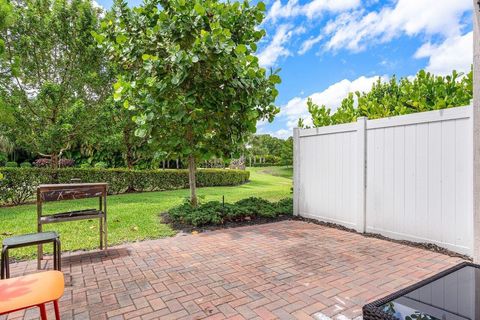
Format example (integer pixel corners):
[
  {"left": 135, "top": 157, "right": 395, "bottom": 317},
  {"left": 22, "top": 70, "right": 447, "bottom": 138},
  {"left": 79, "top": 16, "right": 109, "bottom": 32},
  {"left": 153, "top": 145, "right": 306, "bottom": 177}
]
[
  {"left": 280, "top": 136, "right": 293, "bottom": 166},
  {"left": 0, "top": 0, "right": 112, "bottom": 168},
  {"left": 301, "top": 69, "right": 473, "bottom": 128},
  {"left": 245, "top": 134, "right": 292, "bottom": 166},
  {"left": 0, "top": 0, "right": 13, "bottom": 54},
  {"left": 78, "top": 97, "right": 154, "bottom": 169},
  {"left": 97, "top": 0, "right": 280, "bottom": 206}
]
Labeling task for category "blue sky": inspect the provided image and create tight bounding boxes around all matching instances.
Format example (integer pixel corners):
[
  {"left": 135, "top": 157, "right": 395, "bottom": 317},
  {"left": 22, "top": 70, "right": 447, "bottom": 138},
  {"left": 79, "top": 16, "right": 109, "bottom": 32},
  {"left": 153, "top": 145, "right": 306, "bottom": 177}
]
[{"left": 96, "top": 0, "right": 473, "bottom": 139}]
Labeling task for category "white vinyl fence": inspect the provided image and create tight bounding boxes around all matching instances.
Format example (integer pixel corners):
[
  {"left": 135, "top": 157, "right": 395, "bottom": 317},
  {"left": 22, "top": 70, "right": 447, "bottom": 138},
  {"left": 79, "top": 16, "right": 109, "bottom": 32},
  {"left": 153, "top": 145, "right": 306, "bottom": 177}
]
[{"left": 294, "top": 106, "right": 474, "bottom": 256}]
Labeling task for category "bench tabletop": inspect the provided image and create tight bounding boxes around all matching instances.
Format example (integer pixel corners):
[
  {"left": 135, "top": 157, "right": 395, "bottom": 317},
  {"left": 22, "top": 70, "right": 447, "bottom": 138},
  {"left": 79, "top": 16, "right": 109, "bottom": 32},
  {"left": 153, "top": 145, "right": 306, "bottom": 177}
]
[
  {"left": 38, "top": 183, "right": 108, "bottom": 202},
  {"left": 38, "top": 183, "right": 107, "bottom": 189},
  {"left": 2, "top": 231, "right": 59, "bottom": 247}
]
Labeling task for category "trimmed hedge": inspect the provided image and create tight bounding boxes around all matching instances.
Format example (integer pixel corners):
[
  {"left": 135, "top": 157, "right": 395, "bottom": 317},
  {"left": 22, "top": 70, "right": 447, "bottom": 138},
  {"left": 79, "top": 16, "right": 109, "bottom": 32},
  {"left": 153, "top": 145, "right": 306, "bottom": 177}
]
[
  {"left": 167, "top": 197, "right": 293, "bottom": 227},
  {"left": 5, "top": 161, "right": 18, "bottom": 168},
  {"left": 250, "top": 163, "right": 285, "bottom": 167},
  {"left": 0, "top": 168, "right": 250, "bottom": 205}
]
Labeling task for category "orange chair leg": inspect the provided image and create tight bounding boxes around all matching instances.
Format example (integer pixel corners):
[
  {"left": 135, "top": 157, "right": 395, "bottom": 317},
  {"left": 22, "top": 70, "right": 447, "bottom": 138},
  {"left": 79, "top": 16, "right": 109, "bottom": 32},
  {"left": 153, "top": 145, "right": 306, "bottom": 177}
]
[
  {"left": 53, "top": 300, "right": 60, "bottom": 320},
  {"left": 39, "top": 303, "right": 47, "bottom": 320}
]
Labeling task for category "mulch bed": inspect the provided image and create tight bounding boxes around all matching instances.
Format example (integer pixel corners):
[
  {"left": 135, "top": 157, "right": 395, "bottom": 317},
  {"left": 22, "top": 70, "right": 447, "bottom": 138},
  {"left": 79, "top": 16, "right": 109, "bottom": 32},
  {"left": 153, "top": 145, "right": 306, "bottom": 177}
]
[{"left": 160, "top": 212, "right": 293, "bottom": 234}]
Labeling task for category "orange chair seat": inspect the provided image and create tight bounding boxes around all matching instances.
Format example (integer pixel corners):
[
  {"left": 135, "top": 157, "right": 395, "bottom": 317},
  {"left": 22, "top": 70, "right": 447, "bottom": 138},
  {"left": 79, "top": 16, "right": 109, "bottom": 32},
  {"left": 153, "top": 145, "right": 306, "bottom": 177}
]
[{"left": 0, "top": 270, "right": 64, "bottom": 314}]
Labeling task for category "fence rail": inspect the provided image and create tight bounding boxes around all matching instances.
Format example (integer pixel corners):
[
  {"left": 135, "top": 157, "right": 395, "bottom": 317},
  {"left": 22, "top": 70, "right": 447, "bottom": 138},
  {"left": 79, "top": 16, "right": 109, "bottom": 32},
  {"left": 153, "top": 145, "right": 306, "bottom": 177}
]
[{"left": 294, "top": 105, "right": 473, "bottom": 256}]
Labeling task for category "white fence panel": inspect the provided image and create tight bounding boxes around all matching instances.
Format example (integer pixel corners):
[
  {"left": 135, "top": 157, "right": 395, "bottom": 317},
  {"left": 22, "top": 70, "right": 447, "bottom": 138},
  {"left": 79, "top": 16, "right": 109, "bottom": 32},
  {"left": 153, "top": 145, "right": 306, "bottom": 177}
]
[
  {"left": 365, "top": 106, "right": 473, "bottom": 255},
  {"left": 294, "top": 105, "right": 474, "bottom": 256},
  {"left": 294, "top": 122, "right": 364, "bottom": 231}
]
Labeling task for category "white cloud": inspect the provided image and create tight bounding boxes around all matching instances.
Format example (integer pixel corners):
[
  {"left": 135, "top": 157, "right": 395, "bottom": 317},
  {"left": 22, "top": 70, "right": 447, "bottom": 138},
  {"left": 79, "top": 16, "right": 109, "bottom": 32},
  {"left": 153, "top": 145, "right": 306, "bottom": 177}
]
[
  {"left": 256, "top": 118, "right": 269, "bottom": 128},
  {"left": 298, "top": 34, "right": 323, "bottom": 55},
  {"left": 271, "top": 129, "right": 291, "bottom": 139},
  {"left": 255, "top": 126, "right": 292, "bottom": 139},
  {"left": 280, "top": 75, "right": 385, "bottom": 130},
  {"left": 266, "top": 0, "right": 301, "bottom": 23},
  {"left": 323, "top": 0, "right": 471, "bottom": 52},
  {"left": 257, "top": 24, "right": 305, "bottom": 67},
  {"left": 266, "top": 0, "right": 360, "bottom": 23},
  {"left": 414, "top": 32, "right": 472, "bottom": 75},
  {"left": 92, "top": 0, "right": 103, "bottom": 9}
]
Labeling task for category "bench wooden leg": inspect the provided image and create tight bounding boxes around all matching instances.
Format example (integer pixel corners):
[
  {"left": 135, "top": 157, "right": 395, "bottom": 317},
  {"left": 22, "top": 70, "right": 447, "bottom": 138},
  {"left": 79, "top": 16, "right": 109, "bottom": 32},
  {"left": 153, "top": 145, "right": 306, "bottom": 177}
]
[
  {"left": 4, "top": 249, "right": 9, "bottom": 279},
  {"left": 1, "top": 246, "right": 6, "bottom": 279},
  {"left": 54, "top": 300, "right": 60, "bottom": 320},
  {"left": 38, "top": 223, "right": 43, "bottom": 270},
  {"left": 57, "top": 239, "right": 61, "bottom": 271},
  {"left": 99, "top": 217, "right": 103, "bottom": 250},
  {"left": 104, "top": 216, "right": 107, "bottom": 253},
  {"left": 53, "top": 240, "right": 57, "bottom": 270},
  {"left": 39, "top": 303, "right": 47, "bottom": 320}
]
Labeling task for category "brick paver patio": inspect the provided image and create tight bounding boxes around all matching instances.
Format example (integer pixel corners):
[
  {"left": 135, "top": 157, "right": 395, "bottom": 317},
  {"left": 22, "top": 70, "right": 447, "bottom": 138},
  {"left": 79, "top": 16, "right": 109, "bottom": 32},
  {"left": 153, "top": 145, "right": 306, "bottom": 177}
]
[{"left": 2, "top": 220, "right": 464, "bottom": 320}]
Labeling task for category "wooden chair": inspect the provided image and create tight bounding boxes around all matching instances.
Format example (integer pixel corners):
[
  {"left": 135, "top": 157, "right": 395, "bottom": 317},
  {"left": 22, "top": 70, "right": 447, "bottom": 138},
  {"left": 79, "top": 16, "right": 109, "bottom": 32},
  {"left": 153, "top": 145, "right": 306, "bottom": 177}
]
[{"left": 0, "top": 270, "right": 64, "bottom": 319}]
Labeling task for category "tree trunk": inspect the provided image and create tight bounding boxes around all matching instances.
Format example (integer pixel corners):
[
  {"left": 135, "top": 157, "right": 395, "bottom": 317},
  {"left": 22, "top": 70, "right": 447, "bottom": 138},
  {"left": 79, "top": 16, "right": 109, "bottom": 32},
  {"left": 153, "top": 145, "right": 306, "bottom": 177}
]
[
  {"left": 124, "top": 140, "right": 135, "bottom": 191},
  {"left": 51, "top": 154, "right": 58, "bottom": 169},
  {"left": 123, "top": 127, "right": 135, "bottom": 170},
  {"left": 126, "top": 152, "right": 134, "bottom": 170},
  {"left": 188, "top": 155, "right": 198, "bottom": 207}
]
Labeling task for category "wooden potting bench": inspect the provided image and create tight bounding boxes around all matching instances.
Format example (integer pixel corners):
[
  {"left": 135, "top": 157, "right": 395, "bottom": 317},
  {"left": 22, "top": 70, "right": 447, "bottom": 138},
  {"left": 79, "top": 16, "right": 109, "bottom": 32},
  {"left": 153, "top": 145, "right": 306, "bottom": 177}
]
[{"left": 37, "top": 183, "right": 108, "bottom": 268}]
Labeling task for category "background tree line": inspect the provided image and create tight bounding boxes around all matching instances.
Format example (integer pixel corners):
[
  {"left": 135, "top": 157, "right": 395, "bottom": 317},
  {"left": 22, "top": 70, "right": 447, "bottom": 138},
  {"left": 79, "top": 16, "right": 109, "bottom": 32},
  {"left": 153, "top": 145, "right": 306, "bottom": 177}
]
[
  {"left": 0, "top": 0, "right": 289, "bottom": 173},
  {"left": 244, "top": 134, "right": 292, "bottom": 167}
]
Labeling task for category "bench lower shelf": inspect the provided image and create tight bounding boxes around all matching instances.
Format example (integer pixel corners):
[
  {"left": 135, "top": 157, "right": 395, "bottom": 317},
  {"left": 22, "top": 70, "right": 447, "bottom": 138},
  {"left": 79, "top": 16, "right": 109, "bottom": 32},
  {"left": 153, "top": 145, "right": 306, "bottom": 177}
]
[{"left": 39, "top": 209, "right": 105, "bottom": 224}]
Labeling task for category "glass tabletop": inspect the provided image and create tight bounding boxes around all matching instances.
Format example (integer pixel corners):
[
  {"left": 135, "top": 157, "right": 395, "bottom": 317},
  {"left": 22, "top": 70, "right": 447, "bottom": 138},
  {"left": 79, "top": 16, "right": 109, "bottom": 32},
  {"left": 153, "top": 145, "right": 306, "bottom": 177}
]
[{"left": 381, "top": 265, "right": 480, "bottom": 320}]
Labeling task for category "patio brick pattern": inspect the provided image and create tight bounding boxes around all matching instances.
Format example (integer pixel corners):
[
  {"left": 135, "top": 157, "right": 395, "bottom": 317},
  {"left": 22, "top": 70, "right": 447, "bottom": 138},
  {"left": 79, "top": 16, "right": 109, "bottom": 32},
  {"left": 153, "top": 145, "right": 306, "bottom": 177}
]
[{"left": 1, "top": 220, "right": 464, "bottom": 320}]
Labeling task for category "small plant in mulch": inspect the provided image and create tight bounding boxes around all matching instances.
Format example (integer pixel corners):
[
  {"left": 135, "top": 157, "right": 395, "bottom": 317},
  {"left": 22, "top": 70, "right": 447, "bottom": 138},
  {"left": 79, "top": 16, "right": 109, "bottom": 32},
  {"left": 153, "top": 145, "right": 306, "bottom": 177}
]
[{"left": 164, "top": 197, "right": 293, "bottom": 231}]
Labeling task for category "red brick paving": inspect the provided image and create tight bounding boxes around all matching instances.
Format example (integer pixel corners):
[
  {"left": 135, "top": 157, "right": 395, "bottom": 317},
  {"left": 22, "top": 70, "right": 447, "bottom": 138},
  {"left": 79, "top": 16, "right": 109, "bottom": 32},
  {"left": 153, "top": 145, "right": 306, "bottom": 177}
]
[{"left": 1, "top": 221, "right": 464, "bottom": 320}]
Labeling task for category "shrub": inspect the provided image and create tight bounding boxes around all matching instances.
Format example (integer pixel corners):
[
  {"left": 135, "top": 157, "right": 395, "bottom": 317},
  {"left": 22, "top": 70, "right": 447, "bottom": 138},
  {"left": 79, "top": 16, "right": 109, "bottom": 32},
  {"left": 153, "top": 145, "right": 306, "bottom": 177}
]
[
  {"left": 5, "top": 161, "right": 18, "bottom": 168},
  {"left": 234, "top": 197, "right": 277, "bottom": 218},
  {"left": 33, "top": 158, "right": 50, "bottom": 167},
  {"left": 94, "top": 161, "right": 108, "bottom": 168},
  {"left": 0, "top": 153, "right": 6, "bottom": 167},
  {"left": 20, "top": 162, "right": 32, "bottom": 168},
  {"left": 59, "top": 159, "right": 75, "bottom": 168},
  {"left": 0, "top": 168, "right": 52, "bottom": 204},
  {"left": 33, "top": 158, "right": 75, "bottom": 168},
  {"left": 167, "top": 197, "right": 293, "bottom": 227},
  {"left": 275, "top": 197, "right": 293, "bottom": 214},
  {"left": 0, "top": 168, "right": 250, "bottom": 205},
  {"left": 79, "top": 163, "right": 92, "bottom": 168}
]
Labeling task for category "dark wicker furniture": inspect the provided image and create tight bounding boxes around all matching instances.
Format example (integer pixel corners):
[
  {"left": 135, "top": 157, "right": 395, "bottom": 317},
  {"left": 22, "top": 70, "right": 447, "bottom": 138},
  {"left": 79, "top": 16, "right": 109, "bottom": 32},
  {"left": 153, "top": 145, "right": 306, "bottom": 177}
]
[
  {"left": 1, "top": 231, "right": 61, "bottom": 279},
  {"left": 37, "top": 183, "right": 107, "bottom": 268},
  {"left": 363, "top": 262, "right": 480, "bottom": 320}
]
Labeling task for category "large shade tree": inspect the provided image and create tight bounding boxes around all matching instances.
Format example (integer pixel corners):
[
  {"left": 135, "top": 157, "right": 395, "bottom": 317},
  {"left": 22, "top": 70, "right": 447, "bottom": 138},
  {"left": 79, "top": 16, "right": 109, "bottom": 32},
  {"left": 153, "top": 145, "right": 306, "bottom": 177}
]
[
  {"left": 0, "top": 0, "right": 112, "bottom": 168},
  {"left": 97, "top": 0, "right": 280, "bottom": 205}
]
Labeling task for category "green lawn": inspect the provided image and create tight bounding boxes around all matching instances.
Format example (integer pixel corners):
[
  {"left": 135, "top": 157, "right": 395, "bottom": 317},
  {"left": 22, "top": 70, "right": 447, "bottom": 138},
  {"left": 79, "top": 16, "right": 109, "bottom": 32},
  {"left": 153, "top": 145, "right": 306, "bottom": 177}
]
[
  {"left": 0, "top": 167, "right": 292, "bottom": 259},
  {"left": 256, "top": 166, "right": 293, "bottom": 179}
]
